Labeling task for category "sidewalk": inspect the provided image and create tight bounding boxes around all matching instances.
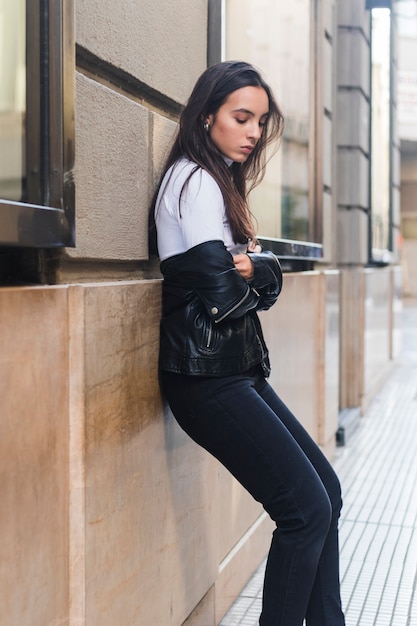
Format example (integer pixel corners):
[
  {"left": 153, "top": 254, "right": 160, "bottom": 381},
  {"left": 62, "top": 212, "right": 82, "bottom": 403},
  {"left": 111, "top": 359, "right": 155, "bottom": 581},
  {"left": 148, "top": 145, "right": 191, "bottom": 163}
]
[{"left": 220, "top": 299, "right": 417, "bottom": 626}]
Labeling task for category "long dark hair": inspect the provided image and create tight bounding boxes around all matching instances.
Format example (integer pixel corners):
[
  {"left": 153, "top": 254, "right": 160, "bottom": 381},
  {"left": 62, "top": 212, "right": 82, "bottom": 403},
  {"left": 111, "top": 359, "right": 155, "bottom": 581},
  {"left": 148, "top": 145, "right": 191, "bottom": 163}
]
[{"left": 151, "top": 61, "right": 284, "bottom": 245}]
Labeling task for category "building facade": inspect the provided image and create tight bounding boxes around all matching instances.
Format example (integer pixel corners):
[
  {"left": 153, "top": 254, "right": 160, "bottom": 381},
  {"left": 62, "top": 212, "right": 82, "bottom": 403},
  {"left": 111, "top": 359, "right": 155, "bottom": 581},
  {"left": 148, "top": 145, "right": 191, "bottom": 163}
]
[
  {"left": 0, "top": 0, "right": 402, "bottom": 624},
  {"left": 397, "top": 0, "right": 417, "bottom": 297}
]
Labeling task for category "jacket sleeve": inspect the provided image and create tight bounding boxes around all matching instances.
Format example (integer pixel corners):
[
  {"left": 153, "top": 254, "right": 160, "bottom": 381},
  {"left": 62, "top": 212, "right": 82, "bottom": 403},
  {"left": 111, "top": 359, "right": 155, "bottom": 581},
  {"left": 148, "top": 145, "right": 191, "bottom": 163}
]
[
  {"left": 193, "top": 250, "right": 261, "bottom": 323},
  {"left": 248, "top": 251, "right": 283, "bottom": 311},
  {"left": 161, "top": 240, "right": 282, "bottom": 323}
]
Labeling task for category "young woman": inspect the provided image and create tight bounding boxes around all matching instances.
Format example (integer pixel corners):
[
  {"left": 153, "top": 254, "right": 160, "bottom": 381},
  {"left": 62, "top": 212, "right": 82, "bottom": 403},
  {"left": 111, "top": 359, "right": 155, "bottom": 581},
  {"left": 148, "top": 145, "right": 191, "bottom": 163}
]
[{"left": 152, "top": 61, "right": 345, "bottom": 626}]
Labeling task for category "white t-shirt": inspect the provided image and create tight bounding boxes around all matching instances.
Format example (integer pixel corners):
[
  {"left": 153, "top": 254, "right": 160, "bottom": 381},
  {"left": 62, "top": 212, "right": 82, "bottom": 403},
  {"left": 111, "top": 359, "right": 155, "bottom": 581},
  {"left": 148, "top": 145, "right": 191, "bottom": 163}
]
[{"left": 155, "top": 157, "right": 247, "bottom": 261}]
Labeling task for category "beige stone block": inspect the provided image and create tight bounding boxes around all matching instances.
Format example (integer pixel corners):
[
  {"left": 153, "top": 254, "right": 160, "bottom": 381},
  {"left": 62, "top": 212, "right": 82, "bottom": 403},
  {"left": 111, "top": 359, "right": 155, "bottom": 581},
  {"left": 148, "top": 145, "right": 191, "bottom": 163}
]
[
  {"left": 76, "top": 0, "right": 207, "bottom": 105},
  {"left": 261, "top": 272, "right": 322, "bottom": 441},
  {"left": 336, "top": 89, "right": 369, "bottom": 152},
  {"left": 72, "top": 72, "right": 149, "bottom": 261},
  {"left": 262, "top": 270, "right": 340, "bottom": 450},
  {"left": 340, "top": 266, "right": 400, "bottom": 414},
  {"left": 0, "top": 287, "right": 70, "bottom": 626},
  {"left": 337, "top": 149, "right": 369, "bottom": 209},
  {"left": 337, "top": 207, "right": 368, "bottom": 265},
  {"left": 339, "top": 268, "right": 365, "bottom": 410},
  {"left": 151, "top": 112, "right": 178, "bottom": 189},
  {"left": 337, "top": 29, "right": 370, "bottom": 96}
]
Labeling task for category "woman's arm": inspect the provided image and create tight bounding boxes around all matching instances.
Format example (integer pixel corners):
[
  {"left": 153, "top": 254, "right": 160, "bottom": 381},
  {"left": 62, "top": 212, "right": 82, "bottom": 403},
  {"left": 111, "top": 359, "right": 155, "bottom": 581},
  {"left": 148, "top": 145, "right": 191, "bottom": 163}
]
[
  {"left": 232, "top": 250, "right": 283, "bottom": 310},
  {"left": 247, "top": 251, "right": 283, "bottom": 311},
  {"left": 161, "top": 240, "right": 261, "bottom": 323}
]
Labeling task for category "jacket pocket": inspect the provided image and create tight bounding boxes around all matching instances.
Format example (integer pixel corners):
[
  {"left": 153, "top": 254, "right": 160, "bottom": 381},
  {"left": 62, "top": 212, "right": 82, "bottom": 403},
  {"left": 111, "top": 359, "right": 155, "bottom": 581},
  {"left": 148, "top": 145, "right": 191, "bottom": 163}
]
[{"left": 192, "top": 308, "right": 216, "bottom": 353}]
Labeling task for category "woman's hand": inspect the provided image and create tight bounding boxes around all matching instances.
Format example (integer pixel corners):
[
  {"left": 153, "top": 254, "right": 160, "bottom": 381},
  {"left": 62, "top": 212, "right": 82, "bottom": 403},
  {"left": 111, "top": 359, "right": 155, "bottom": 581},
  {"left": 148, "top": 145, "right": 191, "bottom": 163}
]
[
  {"left": 247, "top": 240, "right": 262, "bottom": 253},
  {"left": 233, "top": 254, "right": 254, "bottom": 280}
]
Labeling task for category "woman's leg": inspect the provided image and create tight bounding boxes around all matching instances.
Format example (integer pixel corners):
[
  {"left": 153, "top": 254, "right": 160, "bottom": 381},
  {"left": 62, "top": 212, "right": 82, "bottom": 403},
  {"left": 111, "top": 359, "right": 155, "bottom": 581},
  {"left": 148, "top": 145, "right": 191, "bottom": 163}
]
[
  {"left": 254, "top": 376, "right": 345, "bottom": 626},
  {"left": 161, "top": 369, "right": 345, "bottom": 626}
]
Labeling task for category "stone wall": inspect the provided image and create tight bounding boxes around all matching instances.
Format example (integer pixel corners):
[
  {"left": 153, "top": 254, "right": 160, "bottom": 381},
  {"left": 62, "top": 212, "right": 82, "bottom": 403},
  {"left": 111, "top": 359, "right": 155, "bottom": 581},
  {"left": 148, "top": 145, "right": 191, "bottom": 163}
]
[{"left": 1, "top": 267, "right": 381, "bottom": 625}]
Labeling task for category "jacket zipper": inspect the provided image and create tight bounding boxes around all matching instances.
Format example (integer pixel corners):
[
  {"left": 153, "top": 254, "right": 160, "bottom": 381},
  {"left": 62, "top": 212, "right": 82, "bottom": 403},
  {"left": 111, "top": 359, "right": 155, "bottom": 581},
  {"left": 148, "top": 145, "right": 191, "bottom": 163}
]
[
  {"left": 214, "top": 285, "right": 252, "bottom": 323},
  {"left": 206, "top": 324, "right": 212, "bottom": 348}
]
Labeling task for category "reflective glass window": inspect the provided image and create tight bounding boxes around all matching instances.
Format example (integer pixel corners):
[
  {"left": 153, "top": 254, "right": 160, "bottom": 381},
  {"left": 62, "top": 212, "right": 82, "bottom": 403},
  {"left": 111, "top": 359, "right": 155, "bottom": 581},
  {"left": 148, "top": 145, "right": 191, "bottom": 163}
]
[
  {"left": 0, "top": 0, "right": 74, "bottom": 249},
  {"left": 371, "top": 8, "right": 392, "bottom": 257},
  {"left": 0, "top": 0, "right": 26, "bottom": 202},
  {"left": 224, "top": 0, "right": 313, "bottom": 241}
]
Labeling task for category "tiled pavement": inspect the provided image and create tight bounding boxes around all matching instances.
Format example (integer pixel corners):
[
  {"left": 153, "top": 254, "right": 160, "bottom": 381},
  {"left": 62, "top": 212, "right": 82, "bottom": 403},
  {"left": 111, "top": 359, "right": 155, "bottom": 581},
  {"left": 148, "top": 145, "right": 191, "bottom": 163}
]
[{"left": 220, "top": 300, "right": 417, "bottom": 626}]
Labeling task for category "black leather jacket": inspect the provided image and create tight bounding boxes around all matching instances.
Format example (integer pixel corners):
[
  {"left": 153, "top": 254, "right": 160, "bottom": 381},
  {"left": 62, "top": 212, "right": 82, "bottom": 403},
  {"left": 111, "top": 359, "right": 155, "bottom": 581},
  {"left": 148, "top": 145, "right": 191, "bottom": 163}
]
[{"left": 159, "top": 240, "right": 283, "bottom": 377}]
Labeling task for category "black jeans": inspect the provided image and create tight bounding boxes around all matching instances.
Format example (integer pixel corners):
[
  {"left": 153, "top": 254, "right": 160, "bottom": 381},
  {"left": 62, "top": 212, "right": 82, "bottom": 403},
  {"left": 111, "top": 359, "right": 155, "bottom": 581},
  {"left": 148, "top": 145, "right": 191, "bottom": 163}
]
[{"left": 161, "top": 367, "right": 345, "bottom": 626}]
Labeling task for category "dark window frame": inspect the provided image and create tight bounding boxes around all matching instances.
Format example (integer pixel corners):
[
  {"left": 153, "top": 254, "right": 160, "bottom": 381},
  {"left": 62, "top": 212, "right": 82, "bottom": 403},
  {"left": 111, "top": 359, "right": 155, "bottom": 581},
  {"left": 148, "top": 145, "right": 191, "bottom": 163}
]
[{"left": 0, "top": 0, "right": 75, "bottom": 248}]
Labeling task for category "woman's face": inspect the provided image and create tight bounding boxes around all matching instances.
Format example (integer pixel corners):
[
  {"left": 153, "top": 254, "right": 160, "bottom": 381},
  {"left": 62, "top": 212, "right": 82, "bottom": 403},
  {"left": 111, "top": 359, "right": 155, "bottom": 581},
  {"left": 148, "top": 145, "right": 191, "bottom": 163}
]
[{"left": 207, "top": 86, "right": 269, "bottom": 163}]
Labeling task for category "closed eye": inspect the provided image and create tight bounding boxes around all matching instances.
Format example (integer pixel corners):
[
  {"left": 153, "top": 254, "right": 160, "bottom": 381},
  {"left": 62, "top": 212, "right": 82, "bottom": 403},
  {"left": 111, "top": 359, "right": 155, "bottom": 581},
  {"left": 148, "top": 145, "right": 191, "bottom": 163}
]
[{"left": 236, "top": 117, "right": 267, "bottom": 128}]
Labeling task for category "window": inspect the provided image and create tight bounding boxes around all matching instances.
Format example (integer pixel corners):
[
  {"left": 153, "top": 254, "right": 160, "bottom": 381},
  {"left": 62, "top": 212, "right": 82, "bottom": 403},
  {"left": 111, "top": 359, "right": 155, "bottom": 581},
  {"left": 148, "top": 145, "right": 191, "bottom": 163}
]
[
  {"left": 369, "top": 7, "right": 394, "bottom": 262},
  {"left": 220, "top": 0, "right": 322, "bottom": 263},
  {"left": 0, "top": 0, "right": 25, "bottom": 203},
  {"left": 0, "top": 0, "right": 74, "bottom": 248}
]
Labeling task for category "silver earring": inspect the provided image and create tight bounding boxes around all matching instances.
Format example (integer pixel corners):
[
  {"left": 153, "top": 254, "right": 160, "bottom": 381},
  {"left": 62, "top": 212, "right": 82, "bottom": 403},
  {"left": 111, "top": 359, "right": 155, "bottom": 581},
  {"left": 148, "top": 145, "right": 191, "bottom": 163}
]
[{"left": 203, "top": 120, "right": 210, "bottom": 132}]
